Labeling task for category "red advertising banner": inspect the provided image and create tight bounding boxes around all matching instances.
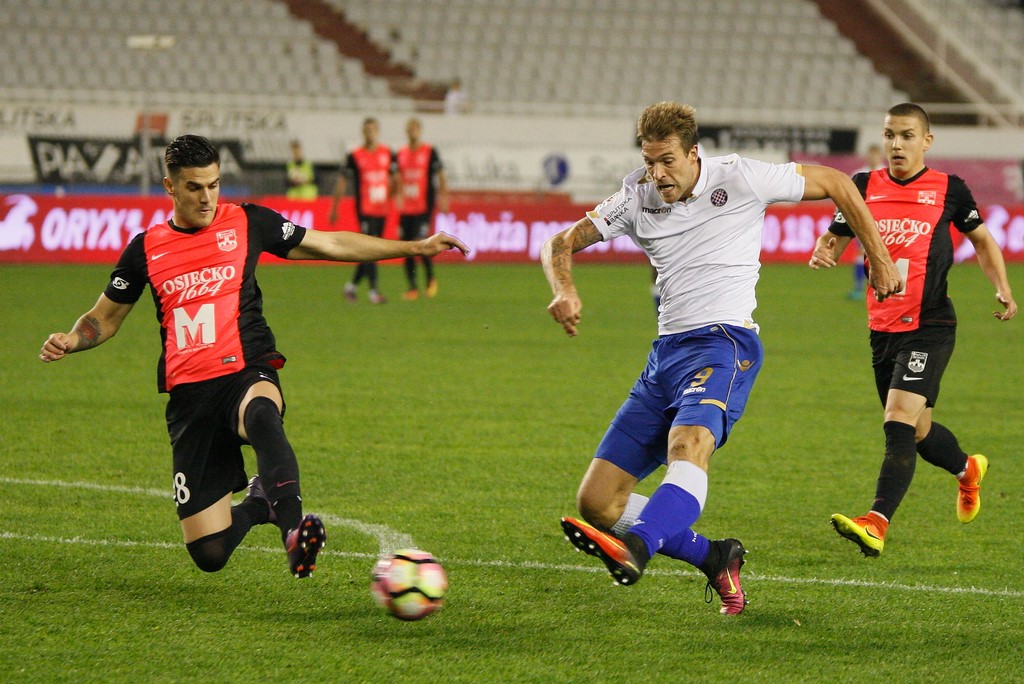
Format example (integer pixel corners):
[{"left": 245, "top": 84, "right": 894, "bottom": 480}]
[{"left": 3, "top": 193, "right": 1024, "bottom": 265}]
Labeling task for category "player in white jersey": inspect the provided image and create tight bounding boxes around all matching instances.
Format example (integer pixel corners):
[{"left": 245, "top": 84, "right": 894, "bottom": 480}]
[{"left": 543, "top": 102, "right": 902, "bottom": 615}]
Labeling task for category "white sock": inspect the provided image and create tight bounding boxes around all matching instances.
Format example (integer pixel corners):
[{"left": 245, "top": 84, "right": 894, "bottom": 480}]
[
  {"left": 611, "top": 493, "right": 649, "bottom": 537},
  {"left": 663, "top": 460, "right": 708, "bottom": 509}
]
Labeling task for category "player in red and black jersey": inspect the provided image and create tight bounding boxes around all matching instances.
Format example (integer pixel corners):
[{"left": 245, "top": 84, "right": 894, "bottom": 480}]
[
  {"left": 328, "top": 117, "right": 399, "bottom": 304},
  {"left": 810, "top": 103, "right": 1016, "bottom": 557},
  {"left": 397, "top": 117, "right": 449, "bottom": 300},
  {"left": 40, "top": 135, "right": 468, "bottom": 578}
]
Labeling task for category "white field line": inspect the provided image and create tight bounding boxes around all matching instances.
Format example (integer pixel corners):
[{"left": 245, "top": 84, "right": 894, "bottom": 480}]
[{"left": 3, "top": 476, "right": 1021, "bottom": 599}]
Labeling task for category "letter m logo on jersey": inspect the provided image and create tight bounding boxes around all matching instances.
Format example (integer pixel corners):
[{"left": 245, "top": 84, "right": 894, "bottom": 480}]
[{"left": 173, "top": 304, "right": 216, "bottom": 349}]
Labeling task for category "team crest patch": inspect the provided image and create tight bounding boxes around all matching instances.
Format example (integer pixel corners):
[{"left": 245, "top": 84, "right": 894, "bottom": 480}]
[
  {"left": 216, "top": 229, "right": 238, "bottom": 252},
  {"left": 710, "top": 188, "right": 728, "bottom": 207},
  {"left": 918, "top": 190, "right": 936, "bottom": 205},
  {"left": 908, "top": 351, "right": 928, "bottom": 373},
  {"left": 281, "top": 221, "right": 295, "bottom": 241}
]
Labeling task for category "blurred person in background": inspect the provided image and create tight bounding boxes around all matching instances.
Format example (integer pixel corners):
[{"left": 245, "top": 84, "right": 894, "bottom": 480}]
[
  {"left": 329, "top": 117, "right": 399, "bottom": 304},
  {"left": 543, "top": 102, "right": 902, "bottom": 615},
  {"left": 444, "top": 78, "right": 470, "bottom": 115},
  {"left": 396, "top": 117, "right": 449, "bottom": 300},
  {"left": 39, "top": 134, "right": 468, "bottom": 579},
  {"left": 285, "top": 139, "right": 318, "bottom": 200},
  {"left": 846, "top": 143, "right": 886, "bottom": 300},
  {"left": 810, "top": 103, "right": 1016, "bottom": 558}
]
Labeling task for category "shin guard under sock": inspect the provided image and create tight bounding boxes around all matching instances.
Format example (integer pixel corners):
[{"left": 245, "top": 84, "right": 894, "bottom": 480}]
[
  {"left": 917, "top": 422, "right": 969, "bottom": 475},
  {"left": 244, "top": 397, "right": 301, "bottom": 503},
  {"left": 872, "top": 421, "right": 918, "bottom": 520},
  {"left": 628, "top": 484, "right": 703, "bottom": 559}
]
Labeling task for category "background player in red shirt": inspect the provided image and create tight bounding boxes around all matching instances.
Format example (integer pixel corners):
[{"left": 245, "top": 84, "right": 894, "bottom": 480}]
[
  {"left": 39, "top": 134, "right": 468, "bottom": 578},
  {"left": 328, "top": 117, "right": 399, "bottom": 304},
  {"left": 397, "top": 117, "right": 449, "bottom": 300},
  {"left": 809, "top": 103, "right": 1016, "bottom": 557}
]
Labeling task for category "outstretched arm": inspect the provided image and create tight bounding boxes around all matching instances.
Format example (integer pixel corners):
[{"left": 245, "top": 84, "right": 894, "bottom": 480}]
[
  {"left": 799, "top": 165, "right": 903, "bottom": 299},
  {"left": 287, "top": 228, "right": 468, "bottom": 262},
  {"left": 964, "top": 223, "right": 1017, "bottom": 321},
  {"left": 808, "top": 231, "right": 854, "bottom": 270},
  {"left": 541, "top": 218, "right": 602, "bottom": 337},
  {"left": 40, "top": 294, "right": 134, "bottom": 362}
]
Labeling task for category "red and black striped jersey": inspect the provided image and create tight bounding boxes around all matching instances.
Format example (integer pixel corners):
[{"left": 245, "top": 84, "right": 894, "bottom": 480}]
[
  {"left": 345, "top": 145, "right": 397, "bottom": 218},
  {"left": 830, "top": 167, "right": 983, "bottom": 332},
  {"left": 103, "top": 202, "right": 306, "bottom": 392},
  {"left": 397, "top": 143, "right": 443, "bottom": 216}
]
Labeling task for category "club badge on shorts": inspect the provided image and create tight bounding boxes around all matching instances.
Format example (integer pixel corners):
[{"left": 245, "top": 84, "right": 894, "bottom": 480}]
[{"left": 908, "top": 351, "right": 928, "bottom": 373}]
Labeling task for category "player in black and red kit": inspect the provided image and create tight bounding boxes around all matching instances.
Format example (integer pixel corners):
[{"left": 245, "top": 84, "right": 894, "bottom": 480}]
[
  {"left": 329, "top": 117, "right": 399, "bottom": 304},
  {"left": 809, "top": 103, "right": 1016, "bottom": 557},
  {"left": 40, "top": 135, "right": 468, "bottom": 577},
  {"left": 397, "top": 117, "right": 449, "bottom": 300}
]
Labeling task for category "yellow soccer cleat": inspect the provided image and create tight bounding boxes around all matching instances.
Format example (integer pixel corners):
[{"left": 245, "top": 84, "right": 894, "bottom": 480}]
[
  {"left": 957, "top": 454, "right": 988, "bottom": 524},
  {"left": 830, "top": 512, "right": 886, "bottom": 558}
]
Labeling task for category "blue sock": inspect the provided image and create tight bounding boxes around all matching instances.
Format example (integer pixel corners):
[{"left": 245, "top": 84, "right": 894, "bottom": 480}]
[
  {"left": 628, "top": 483, "right": 702, "bottom": 558},
  {"left": 658, "top": 528, "right": 711, "bottom": 568}
]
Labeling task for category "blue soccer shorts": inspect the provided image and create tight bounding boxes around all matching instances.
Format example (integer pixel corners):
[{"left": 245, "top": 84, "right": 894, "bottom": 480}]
[{"left": 594, "top": 323, "right": 763, "bottom": 481}]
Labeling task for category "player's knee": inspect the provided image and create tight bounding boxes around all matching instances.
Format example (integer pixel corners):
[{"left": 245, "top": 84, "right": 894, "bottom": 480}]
[
  {"left": 244, "top": 396, "right": 284, "bottom": 441},
  {"left": 185, "top": 530, "right": 232, "bottom": 573}
]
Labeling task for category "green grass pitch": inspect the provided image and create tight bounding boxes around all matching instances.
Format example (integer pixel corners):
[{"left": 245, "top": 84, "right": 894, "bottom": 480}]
[{"left": 1, "top": 261, "right": 1022, "bottom": 682}]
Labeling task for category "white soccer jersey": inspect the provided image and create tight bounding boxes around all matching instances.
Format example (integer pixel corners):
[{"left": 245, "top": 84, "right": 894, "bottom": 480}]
[{"left": 587, "top": 154, "right": 806, "bottom": 335}]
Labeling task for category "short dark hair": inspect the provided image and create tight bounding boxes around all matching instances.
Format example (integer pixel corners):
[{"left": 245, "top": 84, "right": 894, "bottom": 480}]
[
  {"left": 887, "top": 103, "right": 930, "bottom": 132},
  {"left": 165, "top": 134, "right": 219, "bottom": 176}
]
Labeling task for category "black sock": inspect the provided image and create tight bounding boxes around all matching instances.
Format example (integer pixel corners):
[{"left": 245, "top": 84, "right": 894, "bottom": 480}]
[
  {"left": 917, "top": 422, "right": 969, "bottom": 475},
  {"left": 872, "top": 421, "right": 918, "bottom": 520},
  {"left": 404, "top": 257, "right": 416, "bottom": 288},
  {"left": 622, "top": 532, "right": 651, "bottom": 572},
  {"left": 422, "top": 256, "right": 434, "bottom": 281},
  {"left": 243, "top": 397, "right": 302, "bottom": 538},
  {"left": 272, "top": 496, "right": 304, "bottom": 543},
  {"left": 367, "top": 261, "right": 379, "bottom": 290},
  {"left": 235, "top": 495, "right": 271, "bottom": 526}
]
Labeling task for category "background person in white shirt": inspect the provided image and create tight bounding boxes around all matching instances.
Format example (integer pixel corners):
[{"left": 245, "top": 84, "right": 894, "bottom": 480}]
[
  {"left": 543, "top": 101, "right": 902, "bottom": 615},
  {"left": 443, "top": 78, "right": 469, "bottom": 115}
]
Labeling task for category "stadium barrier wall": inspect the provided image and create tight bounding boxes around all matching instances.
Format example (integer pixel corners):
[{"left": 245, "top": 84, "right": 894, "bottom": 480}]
[{"left": 2, "top": 193, "right": 1024, "bottom": 265}]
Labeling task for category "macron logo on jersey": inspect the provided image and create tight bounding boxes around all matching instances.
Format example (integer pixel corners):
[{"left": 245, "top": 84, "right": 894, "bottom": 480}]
[{"left": 281, "top": 221, "right": 295, "bottom": 241}]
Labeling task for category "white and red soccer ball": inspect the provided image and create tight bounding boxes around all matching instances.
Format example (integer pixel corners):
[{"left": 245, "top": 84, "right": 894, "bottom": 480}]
[{"left": 371, "top": 549, "right": 448, "bottom": 621}]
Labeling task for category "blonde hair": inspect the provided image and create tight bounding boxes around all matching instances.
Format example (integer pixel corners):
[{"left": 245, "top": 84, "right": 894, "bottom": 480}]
[{"left": 637, "top": 102, "right": 698, "bottom": 150}]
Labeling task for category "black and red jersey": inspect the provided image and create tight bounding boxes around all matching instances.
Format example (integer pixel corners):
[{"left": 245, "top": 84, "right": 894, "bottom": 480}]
[
  {"left": 830, "top": 167, "right": 983, "bottom": 332},
  {"left": 345, "top": 145, "right": 397, "bottom": 218},
  {"left": 103, "top": 202, "right": 306, "bottom": 392},
  {"left": 397, "top": 143, "right": 443, "bottom": 216}
]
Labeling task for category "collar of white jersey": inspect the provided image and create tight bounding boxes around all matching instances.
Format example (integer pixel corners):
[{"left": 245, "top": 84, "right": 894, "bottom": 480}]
[{"left": 681, "top": 157, "right": 710, "bottom": 205}]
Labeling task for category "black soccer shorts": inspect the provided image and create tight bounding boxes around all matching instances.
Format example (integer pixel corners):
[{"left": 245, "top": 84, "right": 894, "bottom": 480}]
[
  {"left": 870, "top": 325, "right": 955, "bottom": 408},
  {"left": 165, "top": 365, "right": 284, "bottom": 519}
]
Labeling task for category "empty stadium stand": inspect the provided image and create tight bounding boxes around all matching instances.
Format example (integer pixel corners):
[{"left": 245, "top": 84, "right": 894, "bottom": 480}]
[{"left": 3, "top": 0, "right": 1022, "bottom": 127}]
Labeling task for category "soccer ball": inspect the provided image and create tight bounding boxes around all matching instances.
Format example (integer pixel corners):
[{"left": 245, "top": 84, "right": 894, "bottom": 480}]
[{"left": 371, "top": 549, "right": 448, "bottom": 621}]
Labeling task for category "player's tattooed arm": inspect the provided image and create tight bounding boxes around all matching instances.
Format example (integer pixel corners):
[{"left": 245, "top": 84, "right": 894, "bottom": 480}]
[
  {"left": 40, "top": 295, "right": 135, "bottom": 363},
  {"left": 70, "top": 314, "right": 103, "bottom": 351},
  {"left": 542, "top": 219, "right": 601, "bottom": 290},
  {"left": 542, "top": 218, "right": 602, "bottom": 336}
]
